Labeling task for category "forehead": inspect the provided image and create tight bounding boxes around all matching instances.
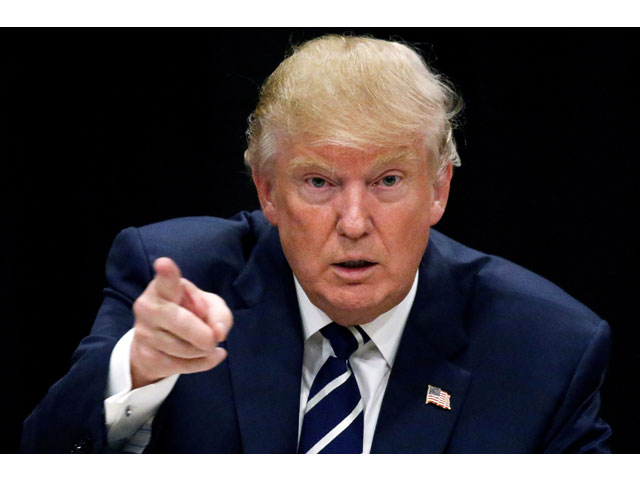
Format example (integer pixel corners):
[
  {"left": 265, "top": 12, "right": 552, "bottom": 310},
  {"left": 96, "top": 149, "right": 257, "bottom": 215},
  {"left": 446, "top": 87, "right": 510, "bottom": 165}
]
[{"left": 283, "top": 144, "right": 425, "bottom": 174}]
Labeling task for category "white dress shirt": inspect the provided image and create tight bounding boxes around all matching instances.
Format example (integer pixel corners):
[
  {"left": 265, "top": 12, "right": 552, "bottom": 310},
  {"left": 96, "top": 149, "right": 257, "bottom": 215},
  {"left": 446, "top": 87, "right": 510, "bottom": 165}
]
[{"left": 104, "top": 272, "right": 418, "bottom": 453}]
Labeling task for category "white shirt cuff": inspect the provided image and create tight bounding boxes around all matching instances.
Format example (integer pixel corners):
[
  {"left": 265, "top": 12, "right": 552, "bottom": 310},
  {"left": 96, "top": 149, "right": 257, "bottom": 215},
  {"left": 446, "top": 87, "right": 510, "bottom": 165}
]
[{"left": 104, "top": 329, "right": 179, "bottom": 445}]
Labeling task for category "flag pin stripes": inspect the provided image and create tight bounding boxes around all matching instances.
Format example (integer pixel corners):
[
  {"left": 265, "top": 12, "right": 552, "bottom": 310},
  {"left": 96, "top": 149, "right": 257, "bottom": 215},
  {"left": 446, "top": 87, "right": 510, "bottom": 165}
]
[{"left": 425, "top": 385, "right": 451, "bottom": 410}]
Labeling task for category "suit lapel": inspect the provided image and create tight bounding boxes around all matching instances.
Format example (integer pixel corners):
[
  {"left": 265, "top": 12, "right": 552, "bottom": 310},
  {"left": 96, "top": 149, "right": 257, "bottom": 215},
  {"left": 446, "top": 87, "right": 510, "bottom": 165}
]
[
  {"left": 226, "top": 227, "right": 304, "bottom": 453},
  {"left": 371, "top": 238, "right": 472, "bottom": 453},
  {"left": 225, "top": 225, "right": 472, "bottom": 453}
]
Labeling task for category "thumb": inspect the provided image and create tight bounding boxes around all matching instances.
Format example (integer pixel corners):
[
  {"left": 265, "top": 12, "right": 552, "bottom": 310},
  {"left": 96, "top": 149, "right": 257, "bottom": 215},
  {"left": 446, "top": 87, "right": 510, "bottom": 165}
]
[{"left": 153, "top": 257, "right": 183, "bottom": 303}]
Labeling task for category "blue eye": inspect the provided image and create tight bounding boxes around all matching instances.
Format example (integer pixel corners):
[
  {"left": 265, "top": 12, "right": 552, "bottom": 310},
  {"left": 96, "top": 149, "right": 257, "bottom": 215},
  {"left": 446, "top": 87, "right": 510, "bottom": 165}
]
[
  {"left": 309, "top": 177, "right": 326, "bottom": 188},
  {"left": 381, "top": 175, "right": 398, "bottom": 187}
]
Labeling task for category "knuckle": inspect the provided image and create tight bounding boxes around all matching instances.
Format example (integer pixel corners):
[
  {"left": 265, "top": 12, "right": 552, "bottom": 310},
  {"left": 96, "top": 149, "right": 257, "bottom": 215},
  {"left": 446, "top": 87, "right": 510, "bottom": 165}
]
[
  {"left": 132, "top": 297, "right": 144, "bottom": 317},
  {"left": 222, "top": 309, "right": 234, "bottom": 325},
  {"left": 211, "top": 293, "right": 229, "bottom": 309},
  {"left": 133, "top": 295, "right": 154, "bottom": 319},
  {"left": 206, "top": 295, "right": 233, "bottom": 322}
]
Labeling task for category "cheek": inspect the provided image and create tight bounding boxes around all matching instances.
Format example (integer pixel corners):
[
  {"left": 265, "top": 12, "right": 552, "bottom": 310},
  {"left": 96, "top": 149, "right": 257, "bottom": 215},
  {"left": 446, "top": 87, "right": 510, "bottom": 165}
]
[
  {"left": 380, "top": 196, "right": 432, "bottom": 232},
  {"left": 276, "top": 198, "right": 335, "bottom": 260},
  {"left": 279, "top": 192, "right": 333, "bottom": 232},
  {"left": 279, "top": 200, "right": 312, "bottom": 235},
  {"left": 377, "top": 200, "right": 432, "bottom": 261}
]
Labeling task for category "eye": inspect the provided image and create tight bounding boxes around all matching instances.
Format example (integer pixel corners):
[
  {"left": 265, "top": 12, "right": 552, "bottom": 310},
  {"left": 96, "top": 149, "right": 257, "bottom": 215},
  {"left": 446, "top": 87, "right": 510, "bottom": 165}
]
[
  {"left": 380, "top": 175, "right": 398, "bottom": 187},
  {"left": 307, "top": 177, "right": 327, "bottom": 188}
]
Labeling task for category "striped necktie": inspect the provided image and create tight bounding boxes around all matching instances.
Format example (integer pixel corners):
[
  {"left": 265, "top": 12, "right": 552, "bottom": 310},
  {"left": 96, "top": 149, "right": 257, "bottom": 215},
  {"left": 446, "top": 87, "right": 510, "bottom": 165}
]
[{"left": 298, "top": 322, "right": 370, "bottom": 454}]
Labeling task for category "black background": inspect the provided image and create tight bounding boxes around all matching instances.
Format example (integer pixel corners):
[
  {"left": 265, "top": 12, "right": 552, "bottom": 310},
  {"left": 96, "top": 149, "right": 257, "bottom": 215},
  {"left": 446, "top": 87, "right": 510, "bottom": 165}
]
[{"left": 3, "top": 28, "right": 638, "bottom": 453}]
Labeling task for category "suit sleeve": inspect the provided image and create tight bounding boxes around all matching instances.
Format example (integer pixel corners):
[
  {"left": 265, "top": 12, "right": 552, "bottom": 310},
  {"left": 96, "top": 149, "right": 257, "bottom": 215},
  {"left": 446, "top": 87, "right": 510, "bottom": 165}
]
[
  {"left": 542, "top": 320, "right": 612, "bottom": 453},
  {"left": 21, "top": 227, "right": 153, "bottom": 453}
]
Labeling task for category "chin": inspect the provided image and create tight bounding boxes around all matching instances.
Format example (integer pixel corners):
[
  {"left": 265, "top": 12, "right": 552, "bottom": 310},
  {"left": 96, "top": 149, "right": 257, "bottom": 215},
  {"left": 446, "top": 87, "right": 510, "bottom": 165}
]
[{"left": 319, "top": 285, "right": 390, "bottom": 323}]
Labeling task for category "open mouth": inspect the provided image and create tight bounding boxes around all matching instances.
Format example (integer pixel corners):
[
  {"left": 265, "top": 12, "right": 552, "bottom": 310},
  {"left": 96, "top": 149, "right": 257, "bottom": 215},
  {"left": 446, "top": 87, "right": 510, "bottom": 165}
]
[{"left": 334, "top": 260, "right": 377, "bottom": 269}]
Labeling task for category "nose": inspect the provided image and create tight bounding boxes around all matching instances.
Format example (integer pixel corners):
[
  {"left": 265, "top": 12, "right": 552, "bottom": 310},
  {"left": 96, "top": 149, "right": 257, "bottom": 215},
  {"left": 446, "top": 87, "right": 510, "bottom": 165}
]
[{"left": 335, "top": 184, "right": 372, "bottom": 239}]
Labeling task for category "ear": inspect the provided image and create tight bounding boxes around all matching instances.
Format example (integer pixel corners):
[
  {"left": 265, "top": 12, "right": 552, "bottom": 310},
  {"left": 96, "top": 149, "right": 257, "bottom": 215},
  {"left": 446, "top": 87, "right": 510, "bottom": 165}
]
[
  {"left": 429, "top": 162, "right": 453, "bottom": 227},
  {"left": 252, "top": 171, "right": 279, "bottom": 226}
]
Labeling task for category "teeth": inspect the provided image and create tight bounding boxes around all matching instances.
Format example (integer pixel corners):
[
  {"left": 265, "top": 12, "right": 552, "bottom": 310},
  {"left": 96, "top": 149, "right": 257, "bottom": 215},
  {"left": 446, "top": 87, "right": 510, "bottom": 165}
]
[{"left": 342, "top": 260, "right": 372, "bottom": 268}]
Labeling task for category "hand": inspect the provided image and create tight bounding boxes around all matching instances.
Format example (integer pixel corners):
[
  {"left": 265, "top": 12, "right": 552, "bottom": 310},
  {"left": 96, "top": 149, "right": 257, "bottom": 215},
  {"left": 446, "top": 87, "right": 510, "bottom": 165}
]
[{"left": 129, "top": 257, "right": 233, "bottom": 389}]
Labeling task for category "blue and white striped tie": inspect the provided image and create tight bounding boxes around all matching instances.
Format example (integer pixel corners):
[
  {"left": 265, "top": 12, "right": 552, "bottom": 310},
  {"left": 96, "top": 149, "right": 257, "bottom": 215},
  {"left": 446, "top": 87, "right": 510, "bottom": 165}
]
[{"left": 298, "top": 322, "right": 370, "bottom": 454}]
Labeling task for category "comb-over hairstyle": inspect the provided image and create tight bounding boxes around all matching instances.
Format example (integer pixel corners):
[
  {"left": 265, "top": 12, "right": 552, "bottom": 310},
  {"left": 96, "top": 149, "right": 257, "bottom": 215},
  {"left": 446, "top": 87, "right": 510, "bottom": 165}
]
[{"left": 244, "top": 34, "right": 462, "bottom": 176}]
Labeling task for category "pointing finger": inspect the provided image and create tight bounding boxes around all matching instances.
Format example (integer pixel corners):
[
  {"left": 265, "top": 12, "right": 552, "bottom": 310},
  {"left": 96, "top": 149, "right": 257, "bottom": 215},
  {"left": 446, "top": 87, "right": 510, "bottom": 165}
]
[{"left": 153, "top": 257, "right": 183, "bottom": 303}]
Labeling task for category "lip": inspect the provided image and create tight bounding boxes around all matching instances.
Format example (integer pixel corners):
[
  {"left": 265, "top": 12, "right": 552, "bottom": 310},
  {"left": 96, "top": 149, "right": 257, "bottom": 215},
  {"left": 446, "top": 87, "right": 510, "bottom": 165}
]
[
  {"left": 335, "top": 257, "right": 377, "bottom": 264},
  {"left": 331, "top": 262, "right": 379, "bottom": 281}
]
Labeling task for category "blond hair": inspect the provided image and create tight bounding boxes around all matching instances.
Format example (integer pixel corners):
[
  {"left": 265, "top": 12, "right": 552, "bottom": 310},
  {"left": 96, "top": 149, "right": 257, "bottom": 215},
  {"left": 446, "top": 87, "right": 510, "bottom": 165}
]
[{"left": 244, "top": 34, "right": 462, "bottom": 176}]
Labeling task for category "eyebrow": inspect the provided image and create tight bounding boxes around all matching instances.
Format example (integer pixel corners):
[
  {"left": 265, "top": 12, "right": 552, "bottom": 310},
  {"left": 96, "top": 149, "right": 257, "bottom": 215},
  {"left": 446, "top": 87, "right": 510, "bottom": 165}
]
[
  {"left": 287, "top": 155, "right": 335, "bottom": 173},
  {"left": 369, "top": 149, "right": 420, "bottom": 171},
  {"left": 287, "top": 148, "right": 421, "bottom": 175}
]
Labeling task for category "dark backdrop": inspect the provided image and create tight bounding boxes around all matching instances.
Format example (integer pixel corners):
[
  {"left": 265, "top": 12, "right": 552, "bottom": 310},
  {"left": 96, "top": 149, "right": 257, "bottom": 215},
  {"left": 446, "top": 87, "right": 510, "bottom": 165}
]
[{"left": 3, "top": 28, "right": 638, "bottom": 453}]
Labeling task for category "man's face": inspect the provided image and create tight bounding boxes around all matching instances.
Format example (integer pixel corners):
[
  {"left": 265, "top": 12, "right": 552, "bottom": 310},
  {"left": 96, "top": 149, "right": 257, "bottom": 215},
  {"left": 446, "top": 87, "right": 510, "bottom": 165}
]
[{"left": 254, "top": 143, "right": 452, "bottom": 326}]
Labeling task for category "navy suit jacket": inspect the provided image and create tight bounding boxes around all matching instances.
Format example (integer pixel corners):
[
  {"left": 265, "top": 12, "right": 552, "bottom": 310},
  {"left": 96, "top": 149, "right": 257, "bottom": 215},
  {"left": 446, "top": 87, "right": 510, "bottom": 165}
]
[{"left": 22, "top": 211, "right": 611, "bottom": 453}]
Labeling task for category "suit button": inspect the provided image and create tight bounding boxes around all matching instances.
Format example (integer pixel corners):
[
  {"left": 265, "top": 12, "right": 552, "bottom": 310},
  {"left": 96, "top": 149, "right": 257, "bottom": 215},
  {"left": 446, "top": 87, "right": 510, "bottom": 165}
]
[
  {"left": 70, "top": 435, "right": 93, "bottom": 453},
  {"left": 70, "top": 442, "right": 85, "bottom": 453}
]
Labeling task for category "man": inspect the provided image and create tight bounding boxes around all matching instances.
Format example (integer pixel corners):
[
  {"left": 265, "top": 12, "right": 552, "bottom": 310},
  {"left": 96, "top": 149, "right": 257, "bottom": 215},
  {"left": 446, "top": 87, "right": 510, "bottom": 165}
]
[{"left": 22, "top": 34, "right": 611, "bottom": 453}]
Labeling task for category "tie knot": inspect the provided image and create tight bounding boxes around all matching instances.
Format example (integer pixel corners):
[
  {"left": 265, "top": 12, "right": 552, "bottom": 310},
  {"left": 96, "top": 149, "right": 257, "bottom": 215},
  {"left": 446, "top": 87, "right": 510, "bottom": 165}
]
[{"left": 321, "top": 323, "right": 369, "bottom": 359}]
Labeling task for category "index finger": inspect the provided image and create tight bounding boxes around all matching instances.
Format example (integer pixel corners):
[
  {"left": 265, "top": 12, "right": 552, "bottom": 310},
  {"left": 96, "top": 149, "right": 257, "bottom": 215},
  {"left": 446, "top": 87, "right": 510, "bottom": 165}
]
[{"left": 153, "top": 257, "right": 183, "bottom": 303}]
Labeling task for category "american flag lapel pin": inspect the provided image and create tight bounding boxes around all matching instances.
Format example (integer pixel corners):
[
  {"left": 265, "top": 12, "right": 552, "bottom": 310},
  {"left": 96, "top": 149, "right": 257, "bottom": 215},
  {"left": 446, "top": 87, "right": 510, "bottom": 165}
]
[{"left": 425, "top": 385, "right": 451, "bottom": 410}]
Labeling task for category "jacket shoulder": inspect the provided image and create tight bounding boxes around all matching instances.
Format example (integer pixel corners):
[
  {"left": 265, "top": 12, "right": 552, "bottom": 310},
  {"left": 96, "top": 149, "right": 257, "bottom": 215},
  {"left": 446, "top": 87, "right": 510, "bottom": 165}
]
[
  {"left": 429, "top": 230, "right": 606, "bottom": 336},
  {"left": 429, "top": 231, "right": 611, "bottom": 453},
  {"left": 111, "top": 210, "right": 272, "bottom": 297}
]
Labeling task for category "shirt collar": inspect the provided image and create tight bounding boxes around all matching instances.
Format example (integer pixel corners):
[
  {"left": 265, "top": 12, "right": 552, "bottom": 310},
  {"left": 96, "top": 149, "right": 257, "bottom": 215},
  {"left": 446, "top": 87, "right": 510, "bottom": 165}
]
[{"left": 294, "top": 271, "right": 419, "bottom": 367}]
